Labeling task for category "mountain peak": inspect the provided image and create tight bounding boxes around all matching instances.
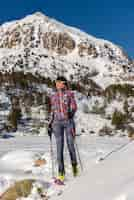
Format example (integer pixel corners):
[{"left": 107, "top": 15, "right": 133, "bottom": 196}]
[
  {"left": 24, "top": 11, "right": 49, "bottom": 21},
  {"left": 33, "top": 11, "right": 46, "bottom": 17},
  {"left": 0, "top": 12, "right": 133, "bottom": 89}
]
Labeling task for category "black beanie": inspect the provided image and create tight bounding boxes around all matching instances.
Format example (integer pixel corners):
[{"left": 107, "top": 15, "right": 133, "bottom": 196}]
[{"left": 56, "top": 76, "right": 68, "bottom": 87}]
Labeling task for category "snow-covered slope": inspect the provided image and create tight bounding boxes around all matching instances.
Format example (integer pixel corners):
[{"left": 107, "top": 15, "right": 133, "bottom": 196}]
[
  {"left": 0, "top": 12, "right": 133, "bottom": 89},
  {"left": 0, "top": 135, "right": 134, "bottom": 200},
  {"left": 52, "top": 139, "right": 134, "bottom": 200}
]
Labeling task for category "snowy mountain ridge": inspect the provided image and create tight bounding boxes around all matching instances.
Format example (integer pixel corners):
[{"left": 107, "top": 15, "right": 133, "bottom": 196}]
[{"left": 0, "top": 12, "right": 133, "bottom": 89}]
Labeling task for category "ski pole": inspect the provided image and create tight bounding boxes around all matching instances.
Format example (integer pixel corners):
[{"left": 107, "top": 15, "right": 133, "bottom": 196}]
[
  {"left": 74, "top": 139, "right": 84, "bottom": 172},
  {"left": 48, "top": 121, "right": 55, "bottom": 178},
  {"left": 50, "top": 137, "right": 55, "bottom": 178},
  {"left": 98, "top": 139, "right": 133, "bottom": 162},
  {"left": 49, "top": 134, "right": 55, "bottom": 178}
]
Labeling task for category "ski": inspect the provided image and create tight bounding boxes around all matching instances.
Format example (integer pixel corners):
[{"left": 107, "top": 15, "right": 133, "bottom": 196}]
[{"left": 53, "top": 177, "right": 65, "bottom": 186}]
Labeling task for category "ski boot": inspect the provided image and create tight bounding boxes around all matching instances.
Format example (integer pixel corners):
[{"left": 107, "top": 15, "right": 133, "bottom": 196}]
[
  {"left": 72, "top": 163, "right": 78, "bottom": 177},
  {"left": 54, "top": 172, "right": 65, "bottom": 185}
]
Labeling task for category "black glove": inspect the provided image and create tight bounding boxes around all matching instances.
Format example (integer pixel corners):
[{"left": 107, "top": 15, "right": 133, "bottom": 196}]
[
  {"left": 48, "top": 123, "right": 53, "bottom": 139},
  {"left": 68, "top": 111, "right": 74, "bottom": 119}
]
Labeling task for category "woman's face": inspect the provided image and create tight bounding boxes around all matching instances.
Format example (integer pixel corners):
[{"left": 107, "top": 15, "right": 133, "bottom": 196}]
[{"left": 56, "top": 81, "right": 66, "bottom": 90}]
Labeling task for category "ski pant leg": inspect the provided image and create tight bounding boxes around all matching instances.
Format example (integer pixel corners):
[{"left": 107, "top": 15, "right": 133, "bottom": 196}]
[
  {"left": 52, "top": 121, "right": 65, "bottom": 174},
  {"left": 64, "top": 119, "right": 77, "bottom": 165}
]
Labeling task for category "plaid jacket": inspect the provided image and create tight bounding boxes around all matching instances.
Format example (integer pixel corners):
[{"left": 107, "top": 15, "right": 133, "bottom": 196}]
[{"left": 49, "top": 89, "right": 77, "bottom": 122}]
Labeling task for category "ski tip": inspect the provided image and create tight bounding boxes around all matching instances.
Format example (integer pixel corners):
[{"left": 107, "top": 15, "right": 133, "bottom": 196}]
[
  {"left": 99, "top": 157, "right": 104, "bottom": 161},
  {"left": 53, "top": 177, "right": 65, "bottom": 186},
  {"left": 96, "top": 157, "right": 104, "bottom": 164}
]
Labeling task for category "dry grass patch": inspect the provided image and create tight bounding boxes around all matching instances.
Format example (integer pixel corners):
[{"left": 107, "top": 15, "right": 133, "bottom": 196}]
[{"left": 1, "top": 179, "right": 34, "bottom": 200}]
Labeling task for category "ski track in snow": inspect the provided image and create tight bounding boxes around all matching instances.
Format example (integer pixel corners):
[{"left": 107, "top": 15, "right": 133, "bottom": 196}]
[
  {"left": 0, "top": 136, "right": 51, "bottom": 157},
  {"left": 0, "top": 135, "right": 127, "bottom": 160}
]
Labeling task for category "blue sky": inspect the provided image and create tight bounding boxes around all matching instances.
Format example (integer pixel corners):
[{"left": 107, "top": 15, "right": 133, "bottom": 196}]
[{"left": 0, "top": 0, "right": 134, "bottom": 58}]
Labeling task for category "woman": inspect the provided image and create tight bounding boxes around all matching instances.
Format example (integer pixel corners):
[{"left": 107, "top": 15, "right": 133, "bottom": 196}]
[{"left": 48, "top": 76, "right": 78, "bottom": 182}]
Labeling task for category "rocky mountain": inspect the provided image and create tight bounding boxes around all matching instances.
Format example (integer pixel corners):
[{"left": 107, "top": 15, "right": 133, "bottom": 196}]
[
  {"left": 0, "top": 12, "right": 133, "bottom": 90},
  {"left": 0, "top": 12, "right": 134, "bottom": 137}
]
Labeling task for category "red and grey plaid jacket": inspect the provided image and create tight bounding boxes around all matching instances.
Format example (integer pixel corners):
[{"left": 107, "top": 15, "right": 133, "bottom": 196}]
[{"left": 49, "top": 89, "right": 77, "bottom": 122}]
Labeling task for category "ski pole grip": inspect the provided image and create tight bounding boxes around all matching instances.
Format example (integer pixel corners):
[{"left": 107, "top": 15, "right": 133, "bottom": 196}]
[{"left": 48, "top": 123, "right": 53, "bottom": 139}]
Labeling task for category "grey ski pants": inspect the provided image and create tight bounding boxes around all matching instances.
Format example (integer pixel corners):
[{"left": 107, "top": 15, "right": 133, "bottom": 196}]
[{"left": 52, "top": 119, "right": 77, "bottom": 174}]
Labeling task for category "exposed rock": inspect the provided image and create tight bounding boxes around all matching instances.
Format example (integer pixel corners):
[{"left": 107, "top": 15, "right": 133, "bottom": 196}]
[
  {"left": 8, "top": 29, "right": 22, "bottom": 48},
  {"left": 34, "top": 158, "right": 46, "bottom": 167},
  {"left": 98, "top": 125, "right": 113, "bottom": 136},
  {"left": 42, "top": 32, "right": 75, "bottom": 54},
  {"left": 62, "top": 33, "right": 75, "bottom": 50},
  {"left": 78, "top": 42, "right": 97, "bottom": 57}
]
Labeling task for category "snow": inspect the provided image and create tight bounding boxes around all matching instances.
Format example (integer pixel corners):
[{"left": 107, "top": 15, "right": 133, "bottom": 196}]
[
  {"left": 52, "top": 138, "right": 134, "bottom": 200},
  {"left": 0, "top": 150, "right": 38, "bottom": 171},
  {"left": 0, "top": 134, "right": 133, "bottom": 200}
]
